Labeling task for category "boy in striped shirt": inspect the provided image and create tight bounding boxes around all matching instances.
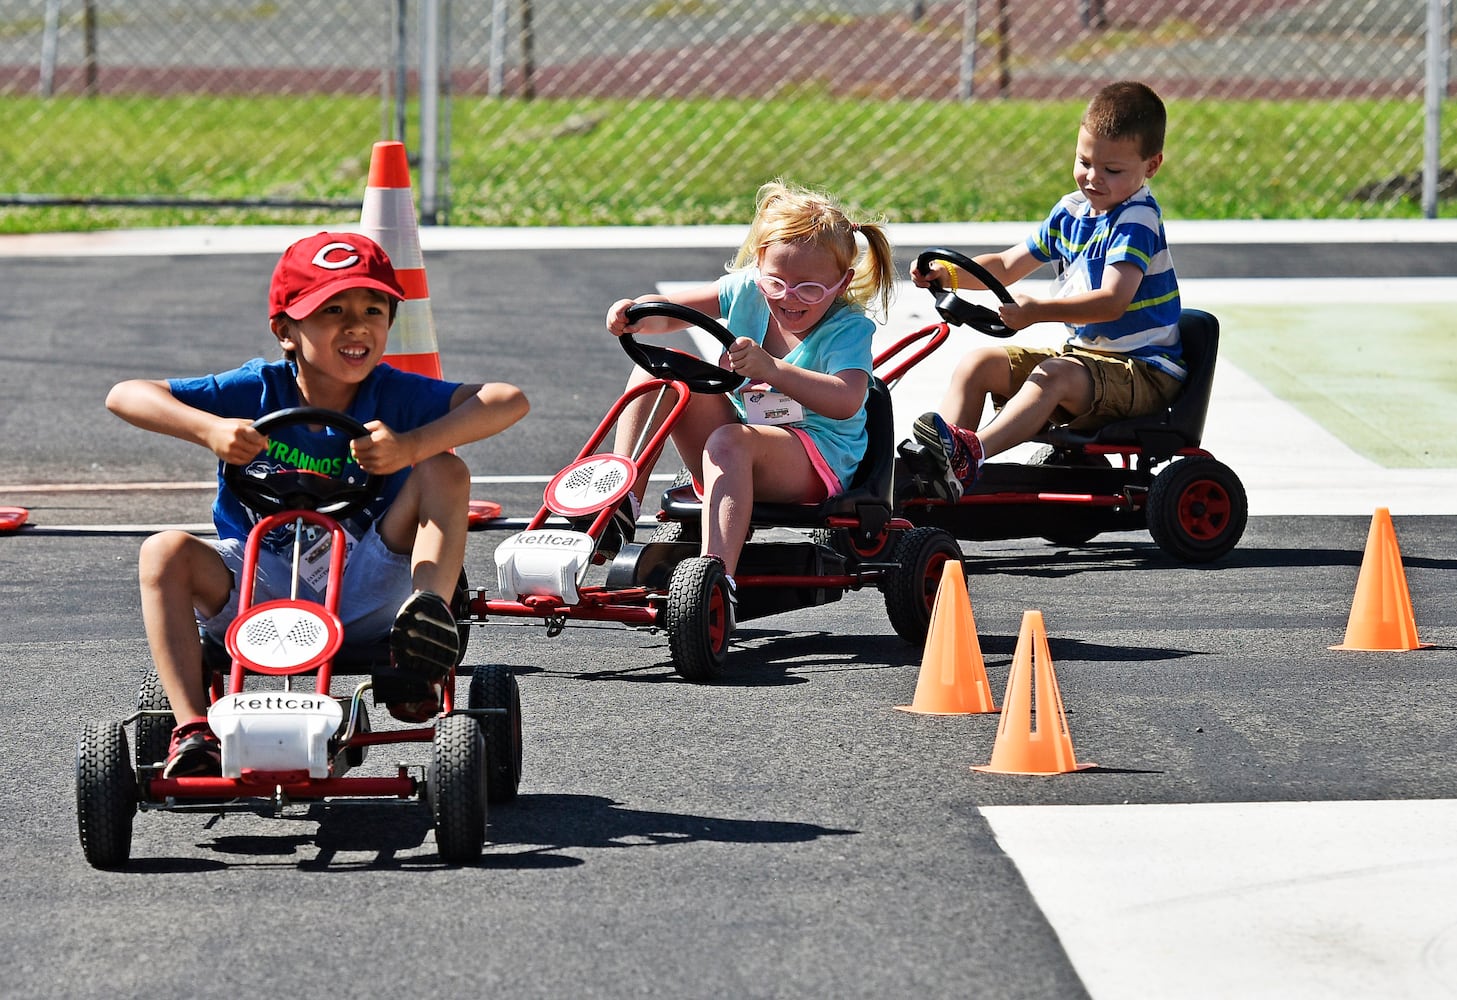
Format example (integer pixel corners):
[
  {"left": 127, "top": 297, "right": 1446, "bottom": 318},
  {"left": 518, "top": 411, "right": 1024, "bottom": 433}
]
[{"left": 906, "top": 80, "right": 1182, "bottom": 500}]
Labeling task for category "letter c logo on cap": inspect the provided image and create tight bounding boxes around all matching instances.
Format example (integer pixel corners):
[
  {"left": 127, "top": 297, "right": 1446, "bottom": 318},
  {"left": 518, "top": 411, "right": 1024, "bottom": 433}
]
[{"left": 312, "top": 242, "right": 360, "bottom": 270}]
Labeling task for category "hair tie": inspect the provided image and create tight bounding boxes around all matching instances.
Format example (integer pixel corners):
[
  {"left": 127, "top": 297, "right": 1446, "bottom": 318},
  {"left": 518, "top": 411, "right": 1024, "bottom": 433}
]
[{"left": 849, "top": 222, "right": 861, "bottom": 233}]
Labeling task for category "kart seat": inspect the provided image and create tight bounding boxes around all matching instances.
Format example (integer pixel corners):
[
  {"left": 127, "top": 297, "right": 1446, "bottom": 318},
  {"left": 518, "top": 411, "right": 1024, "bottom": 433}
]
[
  {"left": 1037, "top": 308, "right": 1220, "bottom": 462},
  {"left": 660, "top": 375, "right": 895, "bottom": 535}
]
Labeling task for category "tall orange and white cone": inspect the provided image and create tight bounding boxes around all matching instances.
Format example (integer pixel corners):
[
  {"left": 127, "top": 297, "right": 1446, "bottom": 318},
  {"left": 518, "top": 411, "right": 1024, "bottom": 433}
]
[
  {"left": 359, "top": 140, "right": 504, "bottom": 528},
  {"left": 360, "top": 140, "right": 442, "bottom": 378}
]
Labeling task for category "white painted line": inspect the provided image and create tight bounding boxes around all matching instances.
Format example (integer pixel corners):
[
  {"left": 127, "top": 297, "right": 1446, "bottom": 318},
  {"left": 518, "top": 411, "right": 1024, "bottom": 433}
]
[
  {"left": 981, "top": 800, "right": 1457, "bottom": 1000},
  {"left": 0, "top": 472, "right": 678, "bottom": 493},
  {"left": 15, "top": 523, "right": 216, "bottom": 535}
]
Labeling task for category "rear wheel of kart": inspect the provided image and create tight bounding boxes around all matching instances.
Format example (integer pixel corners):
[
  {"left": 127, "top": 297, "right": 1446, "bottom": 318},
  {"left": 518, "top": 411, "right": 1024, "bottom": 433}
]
[
  {"left": 882, "top": 527, "right": 963, "bottom": 645},
  {"left": 76, "top": 721, "right": 137, "bottom": 870},
  {"left": 468, "top": 664, "right": 523, "bottom": 804},
  {"left": 1028, "top": 445, "right": 1110, "bottom": 547},
  {"left": 135, "top": 669, "right": 174, "bottom": 772},
  {"left": 1147, "top": 456, "right": 1248, "bottom": 563},
  {"left": 666, "top": 556, "right": 733, "bottom": 683},
  {"left": 429, "top": 713, "right": 488, "bottom": 864}
]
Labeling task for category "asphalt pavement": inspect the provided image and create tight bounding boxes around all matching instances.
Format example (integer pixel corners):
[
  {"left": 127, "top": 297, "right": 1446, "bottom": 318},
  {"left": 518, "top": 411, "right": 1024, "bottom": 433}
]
[{"left": 1, "top": 222, "right": 1455, "bottom": 999}]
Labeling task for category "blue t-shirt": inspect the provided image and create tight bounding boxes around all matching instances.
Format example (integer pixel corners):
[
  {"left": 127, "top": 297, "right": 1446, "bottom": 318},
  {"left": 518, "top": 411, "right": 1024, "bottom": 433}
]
[
  {"left": 1027, "top": 185, "right": 1185, "bottom": 379},
  {"left": 169, "top": 358, "right": 460, "bottom": 552},
  {"left": 717, "top": 268, "right": 875, "bottom": 489}
]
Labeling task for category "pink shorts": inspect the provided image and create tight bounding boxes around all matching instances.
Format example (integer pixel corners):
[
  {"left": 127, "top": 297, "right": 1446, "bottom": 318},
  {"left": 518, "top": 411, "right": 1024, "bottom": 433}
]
[{"left": 688, "top": 426, "right": 841, "bottom": 503}]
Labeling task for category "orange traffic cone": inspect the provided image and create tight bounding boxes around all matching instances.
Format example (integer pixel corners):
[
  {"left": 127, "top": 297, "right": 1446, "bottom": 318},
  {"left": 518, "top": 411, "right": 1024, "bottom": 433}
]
[
  {"left": 360, "top": 140, "right": 442, "bottom": 379},
  {"left": 895, "top": 560, "right": 997, "bottom": 715},
  {"left": 1330, "top": 507, "right": 1430, "bottom": 651},
  {"left": 973, "top": 610, "right": 1093, "bottom": 775}
]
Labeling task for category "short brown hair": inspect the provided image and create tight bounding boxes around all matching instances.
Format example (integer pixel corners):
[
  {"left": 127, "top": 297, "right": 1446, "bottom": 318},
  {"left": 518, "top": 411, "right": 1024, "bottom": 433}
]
[{"left": 1081, "top": 81, "right": 1166, "bottom": 159}]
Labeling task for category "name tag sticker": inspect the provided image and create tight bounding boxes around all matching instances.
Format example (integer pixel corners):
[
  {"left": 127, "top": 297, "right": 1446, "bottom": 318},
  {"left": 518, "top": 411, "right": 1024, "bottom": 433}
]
[{"left": 742, "top": 383, "right": 804, "bottom": 426}]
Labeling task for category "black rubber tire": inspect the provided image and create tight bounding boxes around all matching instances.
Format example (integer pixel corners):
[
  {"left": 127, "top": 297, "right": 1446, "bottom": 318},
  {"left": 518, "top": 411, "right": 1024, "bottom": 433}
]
[
  {"left": 1028, "top": 445, "right": 1111, "bottom": 547},
  {"left": 648, "top": 467, "right": 700, "bottom": 544},
  {"left": 429, "top": 713, "right": 488, "bottom": 863},
  {"left": 134, "top": 670, "right": 174, "bottom": 772},
  {"left": 648, "top": 518, "right": 696, "bottom": 545},
  {"left": 808, "top": 527, "right": 852, "bottom": 557},
  {"left": 882, "top": 527, "right": 964, "bottom": 644},
  {"left": 666, "top": 556, "right": 733, "bottom": 683},
  {"left": 1146, "top": 456, "right": 1248, "bottom": 563},
  {"left": 451, "top": 568, "right": 471, "bottom": 666},
  {"left": 76, "top": 721, "right": 137, "bottom": 870},
  {"left": 468, "top": 664, "right": 523, "bottom": 804}
]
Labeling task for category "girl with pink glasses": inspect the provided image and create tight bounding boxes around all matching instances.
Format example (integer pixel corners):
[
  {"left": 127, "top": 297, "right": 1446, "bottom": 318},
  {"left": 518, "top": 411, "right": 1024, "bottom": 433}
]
[{"left": 602, "top": 179, "right": 895, "bottom": 610}]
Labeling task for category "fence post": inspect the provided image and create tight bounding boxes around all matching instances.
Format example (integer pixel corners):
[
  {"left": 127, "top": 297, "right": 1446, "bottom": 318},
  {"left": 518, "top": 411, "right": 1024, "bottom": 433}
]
[
  {"left": 392, "top": 0, "right": 409, "bottom": 144},
  {"left": 958, "top": 0, "right": 978, "bottom": 100},
  {"left": 521, "top": 0, "right": 535, "bottom": 99},
  {"left": 419, "top": 0, "right": 440, "bottom": 224},
  {"left": 83, "top": 0, "right": 97, "bottom": 97},
  {"left": 39, "top": 0, "right": 60, "bottom": 97},
  {"left": 489, "top": 0, "right": 508, "bottom": 96},
  {"left": 1423, "top": 0, "right": 1450, "bottom": 218}
]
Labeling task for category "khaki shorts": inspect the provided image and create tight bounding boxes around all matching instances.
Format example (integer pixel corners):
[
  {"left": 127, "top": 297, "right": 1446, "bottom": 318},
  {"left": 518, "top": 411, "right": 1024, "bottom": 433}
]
[{"left": 999, "top": 344, "right": 1184, "bottom": 432}]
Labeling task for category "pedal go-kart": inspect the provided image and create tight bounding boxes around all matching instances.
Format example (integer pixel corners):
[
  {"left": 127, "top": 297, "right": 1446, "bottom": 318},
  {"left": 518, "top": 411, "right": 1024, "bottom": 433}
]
[
  {"left": 76, "top": 407, "right": 523, "bottom": 869},
  {"left": 896, "top": 248, "right": 1248, "bottom": 563},
  {"left": 470, "top": 301, "right": 962, "bottom": 681}
]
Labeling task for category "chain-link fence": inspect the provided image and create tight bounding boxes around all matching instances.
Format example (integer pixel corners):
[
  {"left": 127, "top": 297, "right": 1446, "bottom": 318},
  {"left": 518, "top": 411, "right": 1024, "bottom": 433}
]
[{"left": 1, "top": 0, "right": 1451, "bottom": 230}]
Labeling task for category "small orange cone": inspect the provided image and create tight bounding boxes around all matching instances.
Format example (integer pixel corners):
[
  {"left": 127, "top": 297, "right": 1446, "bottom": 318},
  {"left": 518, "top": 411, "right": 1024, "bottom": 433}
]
[
  {"left": 973, "top": 610, "right": 1094, "bottom": 775},
  {"left": 1330, "top": 507, "right": 1430, "bottom": 651},
  {"left": 0, "top": 506, "right": 28, "bottom": 532},
  {"left": 467, "top": 499, "right": 503, "bottom": 529},
  {"left": 360, "top": 140, "right": 442, "bottom": 379},
  {"left": 895, "top": 560, "right": 997, "bottom": 715}
]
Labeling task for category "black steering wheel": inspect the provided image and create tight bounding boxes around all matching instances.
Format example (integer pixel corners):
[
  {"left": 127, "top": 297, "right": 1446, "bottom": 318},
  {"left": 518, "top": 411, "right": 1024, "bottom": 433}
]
[
  {"left": 620, "top": 301, "right": 746, "bottom": 394},
  {"left": 917, "top": 247, "right": 1017, "bottom": 338},
  {"left": 223, "top": 407, "right": 382, "bottom": 520}
]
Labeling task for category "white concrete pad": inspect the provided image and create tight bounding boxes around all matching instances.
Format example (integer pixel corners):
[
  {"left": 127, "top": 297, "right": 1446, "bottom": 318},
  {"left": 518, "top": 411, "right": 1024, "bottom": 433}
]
[{"left": 981, "top": 800, "right": 1457, "bottom": 1000}]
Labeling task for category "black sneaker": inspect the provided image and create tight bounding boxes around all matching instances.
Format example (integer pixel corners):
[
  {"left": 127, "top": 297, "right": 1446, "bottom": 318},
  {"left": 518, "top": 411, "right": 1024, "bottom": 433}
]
[
  {"left": 910, "top": 412, "right": 984, "bottom": 501},
  {"left": 162, "top": 720, "right": 221, "bottom": 778},
  {"left": 386, "top": 590, "right": 458, "bottom": 722}
]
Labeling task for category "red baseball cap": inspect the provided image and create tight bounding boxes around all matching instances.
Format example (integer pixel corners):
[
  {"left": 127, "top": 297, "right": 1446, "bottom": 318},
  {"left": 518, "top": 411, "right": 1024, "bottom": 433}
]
[{"left": 269, "top": 231, "right": 406, "bottom": 320}]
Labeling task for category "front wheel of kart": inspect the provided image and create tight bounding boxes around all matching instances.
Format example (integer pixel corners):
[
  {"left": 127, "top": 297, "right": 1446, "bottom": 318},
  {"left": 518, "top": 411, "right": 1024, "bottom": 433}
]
[
  {"left": 882, "top": 527, "right": 963, "bottom": 645},
  {"left": 1146, "top": 456, "right": 1248, "bottom": 563},
  {"left": 134, "top": 669, "right": 174, "bottom": 772},
  {"left": 76, "top": 721, "right": 137, "bottom": 870},
  {"left": 666, "top": 556, "right": 734, "bottom": 683},
  {"left": 468, "top": 664, "right": 523, "bottom": 804},
  {"left": 429, "top": 713, "right": 488, "bottom": 864}
]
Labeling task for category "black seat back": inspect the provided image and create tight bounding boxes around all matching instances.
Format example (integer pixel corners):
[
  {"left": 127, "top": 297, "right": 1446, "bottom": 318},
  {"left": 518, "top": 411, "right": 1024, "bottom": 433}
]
[{"left": 842, "top": 375, "right": 894, "bottom": 501}]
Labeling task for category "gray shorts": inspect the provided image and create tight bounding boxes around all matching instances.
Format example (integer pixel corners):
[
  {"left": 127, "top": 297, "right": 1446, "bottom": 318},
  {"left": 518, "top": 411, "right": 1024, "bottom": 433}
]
[{"left": 200, "top": 523, "right": 413, "bottom": 644}]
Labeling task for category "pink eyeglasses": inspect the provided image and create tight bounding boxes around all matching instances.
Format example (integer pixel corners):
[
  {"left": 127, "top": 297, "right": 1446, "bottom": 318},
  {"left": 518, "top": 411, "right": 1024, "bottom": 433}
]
[{"left": 755, "top": 271, "right": 850, "bottom": 305}]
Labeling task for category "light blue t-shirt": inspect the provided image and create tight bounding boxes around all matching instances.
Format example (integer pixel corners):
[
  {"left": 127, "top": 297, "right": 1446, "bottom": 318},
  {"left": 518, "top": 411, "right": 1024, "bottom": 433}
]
[
  {"left": 717, "top": 268, "right": 875, "bottom": 489},
  {"left": 1027, "top": 184, "right": 1184, "bottom": 379}
]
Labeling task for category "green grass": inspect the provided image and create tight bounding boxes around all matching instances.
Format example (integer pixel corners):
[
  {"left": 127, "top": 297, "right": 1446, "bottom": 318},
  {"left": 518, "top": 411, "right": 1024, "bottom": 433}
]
[
  {"left": 1218, "top": 303, "right": 1457, "bottom": 468},
  {"left": 1, "top": 93, "right": 1451, "bottom": 233}
]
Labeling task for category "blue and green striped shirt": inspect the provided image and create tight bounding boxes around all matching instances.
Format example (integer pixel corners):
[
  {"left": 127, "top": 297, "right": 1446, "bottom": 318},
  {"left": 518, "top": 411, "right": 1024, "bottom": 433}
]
[{"left": 1027, "top": 185, "right": 1184, "bottom": 379}]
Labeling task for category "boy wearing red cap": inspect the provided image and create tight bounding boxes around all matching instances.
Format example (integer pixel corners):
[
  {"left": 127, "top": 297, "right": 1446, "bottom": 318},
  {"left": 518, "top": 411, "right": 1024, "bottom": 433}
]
[{"left": 107, "top": 232, "right": 528, "bottom": 778}]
